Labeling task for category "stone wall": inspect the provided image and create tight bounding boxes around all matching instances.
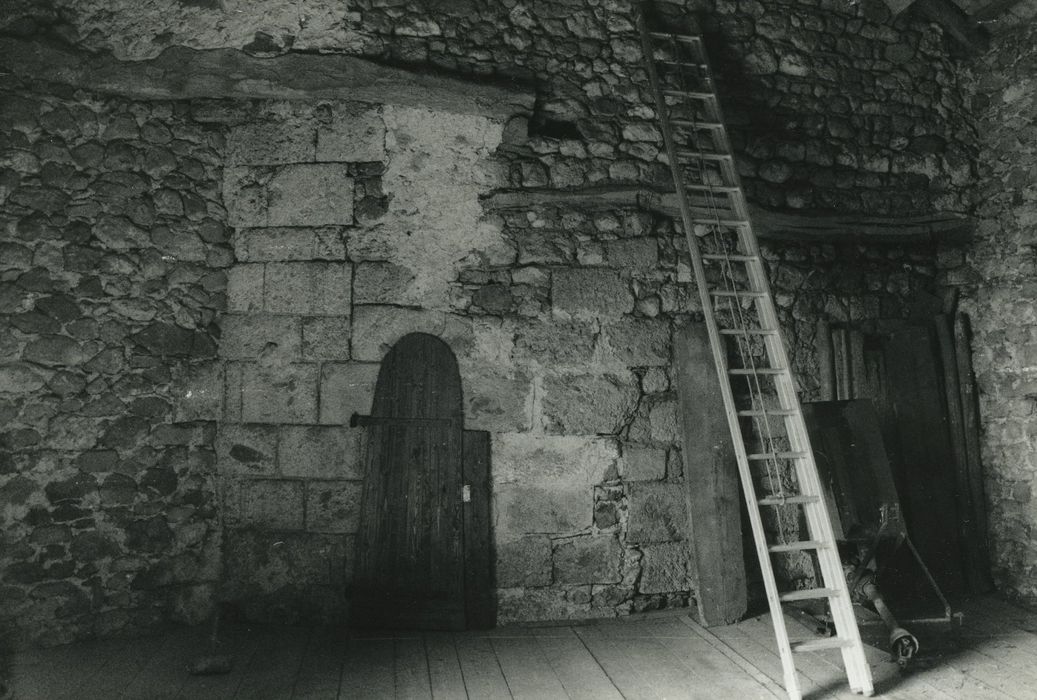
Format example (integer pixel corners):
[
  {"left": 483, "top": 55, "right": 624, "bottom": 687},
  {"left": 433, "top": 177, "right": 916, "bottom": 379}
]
[
  {"left": 959, "top": 23, "right": 1037, "bottom": 604},
  {"left": 17, "top": 0, "right": 977, "bottom": 218},
  {"left": 0, "top": 78, "right": 228, "bottom": 646}
]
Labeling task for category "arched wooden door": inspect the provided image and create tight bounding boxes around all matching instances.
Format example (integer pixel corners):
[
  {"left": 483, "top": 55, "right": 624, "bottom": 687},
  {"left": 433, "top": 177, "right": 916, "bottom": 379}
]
[{"left": 352, "top": 333, "right": 492, "bottom": 630}]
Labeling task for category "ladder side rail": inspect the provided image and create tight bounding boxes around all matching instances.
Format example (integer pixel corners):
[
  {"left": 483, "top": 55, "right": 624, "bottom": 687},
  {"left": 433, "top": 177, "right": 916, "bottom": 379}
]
[
  {"left": 666, "top": 21, "right": 873, "bottom": 696},
  {"left": 637, "top": 16, "right": 802, "bottom": 699}
]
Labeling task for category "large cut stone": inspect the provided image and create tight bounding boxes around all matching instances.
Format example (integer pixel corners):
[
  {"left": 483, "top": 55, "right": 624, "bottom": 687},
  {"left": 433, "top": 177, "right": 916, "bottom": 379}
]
[
  {"left": 492, "top": 434, "right": 619, "bottom": 535},
  {"left": 263, "top": 262, "right": 352, "bottom": 316},
  {"left": 223, "top": 529, "right": 349, "bottom": 594},
  {"left": 353, "top": 261, "right": 419, "bottom": 305},
  {"left": 302, "top": 317, "right": 351, "bottom": 361},
  {"left": 552, "top": 268, "right": 633, "bottom": 319},
  {"left": 234, "top": 227, "right": 347, "bottom": 262},
  {"left": 240, "top": 363, "right": 318, "bottom": 424},
  {"left": 226, "top": 264, "right": 264, "bottom": 313},
  {"left": 243, "top": 479, "right": 304, "bottom": 530},
  {"left": 639, "top": 542, "right": 694, "bottom": 594},
  {"left": 496, "top": 535, "right": 552, "bottom": 587},
  {"left": 172, "top": 362, "right": 223, "bottom": 421},
  {"left": 461, "top": 363, "right": 532, "bottom": 433},
  {"left": 224, "top": 164, "right": 354, "bottom": 227},
  {"left": 542, "top": 372, "right": 638, "bottom": 435},
  {"left": 511, "top": 319, "right": 597, "bottom": 367},
  {"left": 317, "top": 104, "right": 386, "bottom": 163},
  {"left": 622, "top": 446, "right": 667, "bottom": 481},
  {"left": 278, "top": 426, "right": 363, "bottom": 479},
  {"left": 305, "top": 480, "right": 362, "bottom": 533},
  {"left": 553, "top": 536, "right": 623, "bottom": 585},
  {"left": 219, "top": 314, "right": 301, "bottom": 360},
  {"left": 226, "top": 120, "right": 316, "bottom": 165},
  {"left": 216, "top": 424, "right": 278, "bottom": 477},
  {"left": 600, "top": 318, "right": 671, "bottom": 367},
  {"left": 626, "top": 481, "right": 690, "bottom": 545},
  {"left": 319, "top": 362, "right": 381, "bottom": 425}
]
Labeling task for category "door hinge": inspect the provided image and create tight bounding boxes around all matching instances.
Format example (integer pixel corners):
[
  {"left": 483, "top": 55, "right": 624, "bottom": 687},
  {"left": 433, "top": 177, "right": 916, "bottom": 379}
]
[{"left": 462, "top": 484, "right": 471, "bottom": 503}]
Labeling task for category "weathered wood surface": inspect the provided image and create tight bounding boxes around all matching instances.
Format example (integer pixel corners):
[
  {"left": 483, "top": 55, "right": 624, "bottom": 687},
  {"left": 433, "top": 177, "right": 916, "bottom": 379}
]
[
  {"left": 482, "top": 187, "right": 976, "bottom": 243},
  {"left": 354, "top": 332, "right": 467, "bottom": 630},
  {"left": 0, "top": 38, "right": 533, "bottom": 121},
  {"left": 463, "top": 429, "right": 495, "bottom": 629},
  {"left": 673, "top": 325, "right": 747, "bottom": 626},
  {"left": 10, "top": 598, "right": 1037, "bottom": 699}
]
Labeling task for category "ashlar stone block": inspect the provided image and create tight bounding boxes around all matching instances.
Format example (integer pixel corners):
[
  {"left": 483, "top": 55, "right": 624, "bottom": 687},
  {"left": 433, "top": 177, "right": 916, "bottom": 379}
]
[
  {"left": 639, "top": 541, "right": 694, "bottom": 594},
  {"left": 234, "top": 227, "right": 347, "bottom": 262},
  {"left": 278, "top": 426, "right": 363, "bottom": 479},
  {"left": 462, "top": 363, "right": 533, "bottom": 433},
  {"left": 302, "top": 317, "right": 351, "bottom": 361},
  {"left": 600, "top": 317, "right": 671, "bottom": 367},
  {"left": 263, "top": 262, "right": 352, "bottom": 316},
  {"left": 243, "top": 480, "right": 304, "bottom": 530},
  {"left": 626, "top": 481, "right": 689, "bottom": 545},
  {"left": 496, "top": 536, "right": 552, "bottom": 587},
  {"left": 305, "top": 480, "right": 362, "bottom": 533},
  {"left": 622, "top": 446, "right": 667, "bottom": 481},
  {"left": 226, "top": 121, "right": 316, "bottom": 165},
  {"left": 226, "top": 264, "right": 264, "bottom": 313},
  {"left": 542, "top": 372, "right": 639, "bottom": 435},
  {"left": 319, "top": 362, "right": 381, "bottom": 425},
  {"left": 316, "top": 104, "right": 386, "bottom": 163},
  {"left": 553, "top": 536, "right": 623, "bottom": 585},
  {"left": 216, "top": 424, "right": 278, "bottom": 477},
  {"left": 240, "top": 363, "right": 318, "bottom": 424},
  {"left": 268, "top": 164, "right": 354, "bottom": 227},
  {"left": 219, "top": 314, "right": 301, "bottom": 361}
]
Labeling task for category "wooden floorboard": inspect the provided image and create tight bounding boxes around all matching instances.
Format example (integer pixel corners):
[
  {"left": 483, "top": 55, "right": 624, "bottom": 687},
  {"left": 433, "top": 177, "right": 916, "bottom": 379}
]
[
  {"left": 10, "top": 596, "right": 1037, "bottom": 700},
  {"left": 424, "top": 632, "right": 467, "bottom": 700},
  {"left": 453, "top": 635, "right": 511, "bottom": 699},
  {"left": 534, "top": 627, "right": 623, "bottom": 700}
]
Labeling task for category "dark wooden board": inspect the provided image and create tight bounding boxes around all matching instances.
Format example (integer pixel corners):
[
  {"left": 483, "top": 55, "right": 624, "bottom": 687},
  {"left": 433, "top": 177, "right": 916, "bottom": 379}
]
[
  {"left": 463, "top": 430, "right": 495, "bottom": 629},
  {"left": 674, "top": 324, "right": 746, "bottom": 626},
  {"left": 353, "top": 333, "right": 467, "bottom": 630},
  {"left": 881, "top": 327, "right": 965, "bottom": 599}
]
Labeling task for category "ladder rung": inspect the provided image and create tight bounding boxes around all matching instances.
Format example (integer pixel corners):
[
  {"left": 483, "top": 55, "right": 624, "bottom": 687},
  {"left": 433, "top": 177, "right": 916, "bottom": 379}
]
[
  {"left": 711, "top": 290, "right": 764, "bottom": 298},
  {"left": 790, "top": 637, "right": 853, "bottom": 653},
  {"left": 748, "top": 451, "right": 810, "bottom": 461},
  {"left": 655, "top": 59, "right": 709, "bottom": 71},
  {"left": 703, "top": 254, "right": 758, "bottom": 262},
  {"left": 684, "top": 183, "right": 739, "bottom": 193},
  {"left": 649, "top": 31, "right": 703, "bottom": 45},
  {"left": 662, "top": 89, "right": 717, "bottom": 101},
  {"left": 728, "top": 368, "right": 787, "bottom": 376},
  {"left": 779, "top": 588, "right": 840, "bottom": 602},
  {"left": 758, "top": 495, "right": 820, "bottom": 506},
  {"left": 690, "top": 217, "right": 749, "bottom": 227},
  {"left": 769, "top": 540, "right": 825, "bottom": 553},
  {"left": 718, "top": 327, "right": 777, "bottom": 335},
  {"left": 670, "top": 118, "right": 724, "bottom": 129},
  {"left": 737, "top": 409, "right": 796, "bottom": 417},
  {"left": 676, "top": 149, "right": 733, "bottom": 162}
]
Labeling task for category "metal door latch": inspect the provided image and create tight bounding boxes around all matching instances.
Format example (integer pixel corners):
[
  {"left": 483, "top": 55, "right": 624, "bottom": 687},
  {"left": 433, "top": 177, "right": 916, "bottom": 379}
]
[{"left": 462, "top": 484, "right": 471, "bottom": 503}]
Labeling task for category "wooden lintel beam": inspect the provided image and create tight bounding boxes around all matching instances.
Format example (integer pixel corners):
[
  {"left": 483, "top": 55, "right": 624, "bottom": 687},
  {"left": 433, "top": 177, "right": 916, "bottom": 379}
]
[
  {"left": 481, "top": 187, "right": 976, "bottom": 244},
  {"left": 971, "top": 0, "right": 1026, "bottom": 22},
  {"left": 0, "top": 38, "right": 534, "bottom": 121},
  {"left": 913, "top": 0, "right": 991, "bottom": 53}
]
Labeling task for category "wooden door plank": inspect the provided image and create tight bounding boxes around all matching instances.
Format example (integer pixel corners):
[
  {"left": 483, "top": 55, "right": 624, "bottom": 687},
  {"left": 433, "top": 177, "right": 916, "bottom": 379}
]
[
  {"left": 424, "top": 632, "right": 467, "bottom": 700},
  {"left": 181, "top": 625, "right": 262, "bottom": 700},
  {"left": 674, "top": 324, "right": 746, "bottom": 626},
  {"left": 534, "top": 629, "right": 622, "bottom": 700},
  {"left": 339, "top": 637, "right": 395, "bottom": 699},
  {"left": 233, "top": 625, "right": 309, "bottom": 700},
  {"left": 463, "top": 430, "right": 494, "bottom": 629},
  {"left": 490, "top": 636, "right": 567, "bottom": 700},
  {"left": 291, "top": 627, "right": 347, "bottom": 700},
  {"left": 395, "top": 636, "right": 433, "bottom": 699},
  {"left": 453, "top": 635, "right": 511, "bottom": 700},
  {"left": 647, "top": 618, "right": 779, "bottom": 699}
]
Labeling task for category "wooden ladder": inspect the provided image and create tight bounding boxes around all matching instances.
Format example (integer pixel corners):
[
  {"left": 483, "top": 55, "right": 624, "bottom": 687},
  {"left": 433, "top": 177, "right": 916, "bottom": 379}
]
[{"left": 637, "top": 12, "right": 874, "bottom": 700}]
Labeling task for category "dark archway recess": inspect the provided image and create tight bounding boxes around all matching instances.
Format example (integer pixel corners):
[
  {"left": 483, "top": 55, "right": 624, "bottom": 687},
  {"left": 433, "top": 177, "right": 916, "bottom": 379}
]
[{"left": 352, "top": 333, "right": 494, "bottom": 630}]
